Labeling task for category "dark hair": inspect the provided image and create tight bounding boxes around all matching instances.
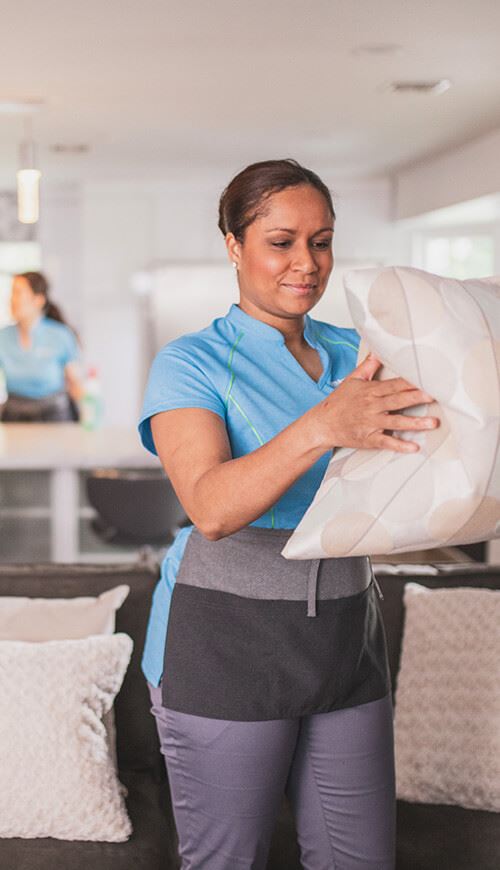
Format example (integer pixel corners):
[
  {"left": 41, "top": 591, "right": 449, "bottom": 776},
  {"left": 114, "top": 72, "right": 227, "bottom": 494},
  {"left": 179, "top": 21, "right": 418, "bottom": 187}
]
[
  {"left": 16, "top": 271, "right": 80, "bottom": 343},
  {"left": 16, "top": 271, "right": 66, "bottom": 324},
  {"left": 218, "top": 158, "right": 335, "bottom": 242}
]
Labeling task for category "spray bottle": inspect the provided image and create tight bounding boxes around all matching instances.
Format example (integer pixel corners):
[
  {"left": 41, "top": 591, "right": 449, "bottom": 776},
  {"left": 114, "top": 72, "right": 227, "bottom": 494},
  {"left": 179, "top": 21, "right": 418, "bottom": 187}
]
[{"left": 80, "top": 367, "right": 103, "bottom": 431}]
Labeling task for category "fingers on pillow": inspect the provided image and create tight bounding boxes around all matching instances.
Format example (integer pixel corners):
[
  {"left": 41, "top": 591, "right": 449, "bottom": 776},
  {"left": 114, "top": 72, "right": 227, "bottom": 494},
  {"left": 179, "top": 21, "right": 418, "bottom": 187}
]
[
  {"left": 381, "top": 389, "right": 433, "bottom": 412},
  {"left": 372, "top": 377, "right": 409, "bottom": 395},
  {"left": 376, "top": 433, "right": 420, "bottom": 453},
  {"left": 373, "top": 379, "right": 434, "bottom": 404},
  {"left": 383, "top": 414, "right": 439, "bottom": 431},
  {"left": 350, "top": 355, "right": 382, "bottom": 380}
]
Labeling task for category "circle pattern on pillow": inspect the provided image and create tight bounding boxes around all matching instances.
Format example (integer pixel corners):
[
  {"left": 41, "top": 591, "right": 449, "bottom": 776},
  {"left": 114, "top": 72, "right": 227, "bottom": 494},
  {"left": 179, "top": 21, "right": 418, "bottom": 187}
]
[
  {"left": 320, "top": 512, "right": 393, "bottom": 557},
  {"left": 368, "top": 268, "right": 445, "bottom": 339},
  {"left": 282, "top": 266, "right": 500, "bottom": 559},
  {"left": 462, "top": 339, "right": 500, "bottom": 416}
]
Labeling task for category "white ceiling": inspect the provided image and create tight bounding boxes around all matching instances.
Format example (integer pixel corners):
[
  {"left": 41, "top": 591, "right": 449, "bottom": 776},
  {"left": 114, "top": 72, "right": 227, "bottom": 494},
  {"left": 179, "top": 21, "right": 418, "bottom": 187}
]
[{"left": 1, "top": 0, "right": 499, "bottom": 182}]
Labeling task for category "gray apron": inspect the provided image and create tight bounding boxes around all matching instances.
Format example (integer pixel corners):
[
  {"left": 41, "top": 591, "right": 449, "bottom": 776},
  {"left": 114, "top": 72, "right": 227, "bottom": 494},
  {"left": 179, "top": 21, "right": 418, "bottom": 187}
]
[{"left": 161, "top": 526, "right": 391, "bottom": 720}]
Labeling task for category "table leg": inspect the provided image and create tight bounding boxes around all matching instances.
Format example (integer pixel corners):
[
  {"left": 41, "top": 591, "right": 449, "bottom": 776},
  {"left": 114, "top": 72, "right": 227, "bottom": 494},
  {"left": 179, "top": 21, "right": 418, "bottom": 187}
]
[{"left": 50, "top": 468, "right": 79, "bottom": 562}]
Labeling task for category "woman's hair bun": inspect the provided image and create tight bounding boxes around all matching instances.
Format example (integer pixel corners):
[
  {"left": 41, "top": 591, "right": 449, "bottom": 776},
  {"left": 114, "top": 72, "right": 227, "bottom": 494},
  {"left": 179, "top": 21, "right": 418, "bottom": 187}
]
[{"left": 218, "top": 158, "right": 335, "bottom": 241}]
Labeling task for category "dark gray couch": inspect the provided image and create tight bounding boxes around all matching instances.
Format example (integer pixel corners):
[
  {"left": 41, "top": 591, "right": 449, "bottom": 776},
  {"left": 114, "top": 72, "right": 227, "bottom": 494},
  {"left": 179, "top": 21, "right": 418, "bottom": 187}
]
[
  {"left": 0, "top": 561, "right": 498, "bottom": 869},
  {"left": 0, "top": 562, "right": 178, "bottom": 870}
]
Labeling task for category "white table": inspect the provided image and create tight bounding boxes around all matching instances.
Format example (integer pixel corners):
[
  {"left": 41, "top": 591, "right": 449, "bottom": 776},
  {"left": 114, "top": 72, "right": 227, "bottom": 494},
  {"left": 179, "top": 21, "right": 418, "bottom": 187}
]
[{"left": 0, "top": 423, "right": 160, "bottom": 562}]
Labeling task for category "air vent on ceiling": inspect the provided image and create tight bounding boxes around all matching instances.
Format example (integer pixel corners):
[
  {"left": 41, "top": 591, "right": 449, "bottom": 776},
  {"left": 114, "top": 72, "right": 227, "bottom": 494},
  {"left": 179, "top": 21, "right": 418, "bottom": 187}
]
[
  {"left": 352, "top": 43, "right": 402, "bottom": 56},
  {"left": 49, "top": 144, "right": 90, "bottom": 154},
  {"left": 390, "top": 79, "right": 451, "bottom": 95}
]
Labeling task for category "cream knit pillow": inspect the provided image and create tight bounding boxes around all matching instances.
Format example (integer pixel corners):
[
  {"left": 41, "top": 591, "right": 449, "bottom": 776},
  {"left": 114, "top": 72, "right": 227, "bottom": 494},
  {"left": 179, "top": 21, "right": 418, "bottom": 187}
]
[
  {"left": 0, "top": 633, "right": 133, "bottom": 841},
  {"left": 0, "top": 584, "right": 130, "bottom": 772},
  {"left": 0, "top": 585, "right": 130, "bottom": 640},
  {"left": 394, "top": 583, "right": 500, "bottom": 811},
  {"left": 283, "top": 266, "right": 500, "bottom": 559}
]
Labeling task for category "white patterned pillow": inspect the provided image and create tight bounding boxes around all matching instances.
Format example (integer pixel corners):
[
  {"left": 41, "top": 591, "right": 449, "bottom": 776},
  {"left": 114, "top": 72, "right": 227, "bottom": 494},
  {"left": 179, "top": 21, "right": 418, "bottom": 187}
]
[
  {"left": 394, "top": 583, "right": 500, "bottom": 811},
  {"left": 0, "top": 633, "right": 133, "bottom": 841},
  {"left": 283, "top": 266, "right": 500, "bottom": 559}
]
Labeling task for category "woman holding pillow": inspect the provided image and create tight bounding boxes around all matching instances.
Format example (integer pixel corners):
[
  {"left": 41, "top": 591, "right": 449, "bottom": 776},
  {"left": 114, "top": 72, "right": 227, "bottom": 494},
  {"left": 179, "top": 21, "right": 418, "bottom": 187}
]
[{"left": 139, "top": 159, "right": 438, "bottom": 870}]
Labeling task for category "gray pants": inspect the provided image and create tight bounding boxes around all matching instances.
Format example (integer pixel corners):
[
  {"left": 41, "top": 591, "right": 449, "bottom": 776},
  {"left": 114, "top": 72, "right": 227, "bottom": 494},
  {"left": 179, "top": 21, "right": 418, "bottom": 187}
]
[{"left": 148, "top": 684, "right": 396, "bottom": 869}]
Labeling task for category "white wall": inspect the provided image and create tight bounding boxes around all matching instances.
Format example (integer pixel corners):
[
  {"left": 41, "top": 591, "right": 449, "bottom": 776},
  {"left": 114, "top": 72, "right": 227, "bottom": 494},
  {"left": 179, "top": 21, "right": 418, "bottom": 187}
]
[
  {"left": 79, "top": 174, "right": 224, "bottom": 426},
  {"left": 39, "top": 184, "right": 83, "bottom": 331},
  {"left": 395, "top": 127, "right": 500, "bottom": 220}
]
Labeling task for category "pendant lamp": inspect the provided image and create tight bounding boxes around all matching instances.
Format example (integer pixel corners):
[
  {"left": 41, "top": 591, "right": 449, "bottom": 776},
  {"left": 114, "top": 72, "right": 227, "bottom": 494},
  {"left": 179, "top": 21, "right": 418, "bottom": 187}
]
[{"left": 17, "top": 119, "right": 41, "bottom": 224}]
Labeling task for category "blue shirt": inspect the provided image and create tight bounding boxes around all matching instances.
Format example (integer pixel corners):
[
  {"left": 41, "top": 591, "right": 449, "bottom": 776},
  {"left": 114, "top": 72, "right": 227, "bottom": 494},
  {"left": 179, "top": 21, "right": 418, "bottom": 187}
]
[
  {"left": 138, "top": 303, "right": 359, "bottom": 685},
  {"left": 0, "top": 317, "right": 79, "bottom": 399}
]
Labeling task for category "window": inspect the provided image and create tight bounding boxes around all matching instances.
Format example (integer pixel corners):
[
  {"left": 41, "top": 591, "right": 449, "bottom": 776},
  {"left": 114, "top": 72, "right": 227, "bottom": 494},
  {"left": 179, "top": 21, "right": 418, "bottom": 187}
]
[{"left": 420, "top": 233, "right": 495, "bottom": 280}]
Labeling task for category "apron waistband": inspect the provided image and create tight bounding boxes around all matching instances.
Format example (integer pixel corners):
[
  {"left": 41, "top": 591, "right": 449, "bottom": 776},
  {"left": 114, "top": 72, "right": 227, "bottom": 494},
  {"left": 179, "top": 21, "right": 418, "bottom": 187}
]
[{"left": 176, "top": 527, "right": 372, "bottom": 617}]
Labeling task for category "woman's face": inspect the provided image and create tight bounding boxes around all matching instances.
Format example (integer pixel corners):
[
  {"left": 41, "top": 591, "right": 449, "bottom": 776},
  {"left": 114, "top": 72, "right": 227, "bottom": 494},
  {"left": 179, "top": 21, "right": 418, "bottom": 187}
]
[
  {"left": 10, "top": 276, "right": 44, "bottom": 322},
  {"left": 227, "top": 184, "right": 334, "bottom": 323}
]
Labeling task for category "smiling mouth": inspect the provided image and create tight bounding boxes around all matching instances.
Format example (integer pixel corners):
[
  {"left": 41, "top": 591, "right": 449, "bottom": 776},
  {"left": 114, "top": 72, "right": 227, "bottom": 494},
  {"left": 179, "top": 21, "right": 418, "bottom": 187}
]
[{"left": 282, "top": 283, "right": 318, "bottom": 295}]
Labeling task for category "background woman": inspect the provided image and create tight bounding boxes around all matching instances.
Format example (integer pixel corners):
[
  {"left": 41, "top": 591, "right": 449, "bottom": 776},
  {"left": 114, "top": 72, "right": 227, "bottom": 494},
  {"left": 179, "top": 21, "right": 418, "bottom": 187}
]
[
  {"left": 0, "top": 271, "right": 82, "bottom": 422},
  {"left": 139, "top": 159, "right": 438, "bottom": 870}
]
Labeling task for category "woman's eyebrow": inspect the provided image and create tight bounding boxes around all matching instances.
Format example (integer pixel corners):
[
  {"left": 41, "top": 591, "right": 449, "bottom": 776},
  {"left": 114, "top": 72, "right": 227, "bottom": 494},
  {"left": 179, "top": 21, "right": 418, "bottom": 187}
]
[{"left": 265, "top": 226, "right": 334, "bottom": 234}]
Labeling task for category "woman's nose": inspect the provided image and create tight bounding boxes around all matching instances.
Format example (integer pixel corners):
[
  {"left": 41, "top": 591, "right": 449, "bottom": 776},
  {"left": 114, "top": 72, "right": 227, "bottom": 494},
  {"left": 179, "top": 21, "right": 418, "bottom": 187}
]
[{"left": 291, "top": 245, "right": 318, "bottom": 273}]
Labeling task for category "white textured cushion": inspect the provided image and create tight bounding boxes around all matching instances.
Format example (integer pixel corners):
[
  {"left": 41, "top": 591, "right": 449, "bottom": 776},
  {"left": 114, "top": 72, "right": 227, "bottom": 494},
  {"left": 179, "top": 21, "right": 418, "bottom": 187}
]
[
  {"left": 394, "top": 583, "right": 500, "bottom": 811},
  {"left": 283, "top": 266, "right": 500, "bottom": 559},
  {"left": 0, "top": 585, "right": 130, "bottom": 641},
  {"left": 0, "top": 584, "right": 130, "bottom": 771},
  {"left": 0, "top": 633, "right": 133, "bottom": 841}
]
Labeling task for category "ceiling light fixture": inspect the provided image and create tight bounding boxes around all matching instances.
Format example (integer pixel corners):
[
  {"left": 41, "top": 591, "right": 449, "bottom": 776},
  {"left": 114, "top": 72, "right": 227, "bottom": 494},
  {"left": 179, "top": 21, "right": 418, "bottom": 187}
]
[
  {"left": 0, "top": 99, "right": 44, "bottom": 114},
  {"left": 17, "top": 118, "right": 41, "bottom": 224},
  {"left": 390, "top": 79, "right": 452, "bottom": 95}
]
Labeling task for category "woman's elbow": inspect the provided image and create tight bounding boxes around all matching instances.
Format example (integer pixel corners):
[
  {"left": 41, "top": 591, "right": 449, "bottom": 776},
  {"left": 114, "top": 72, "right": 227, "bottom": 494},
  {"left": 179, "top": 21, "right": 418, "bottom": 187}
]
[
  {"left": 192, "top": 511, "right": 231, "bottom": 542},
  {"left": 199, "top": 526, "right": 224, "bottom": 542}
]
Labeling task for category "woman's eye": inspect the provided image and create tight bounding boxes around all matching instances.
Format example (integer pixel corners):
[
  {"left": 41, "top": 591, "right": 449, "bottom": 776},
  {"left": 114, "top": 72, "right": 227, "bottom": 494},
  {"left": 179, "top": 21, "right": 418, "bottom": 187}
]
[{"left": 270, "top": 238, "right": 332, "bottom": 250}]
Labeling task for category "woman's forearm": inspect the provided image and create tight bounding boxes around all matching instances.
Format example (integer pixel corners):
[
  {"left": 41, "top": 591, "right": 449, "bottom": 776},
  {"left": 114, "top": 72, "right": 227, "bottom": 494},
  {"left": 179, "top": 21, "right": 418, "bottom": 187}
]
[
  {"left": 192, "top": 408, "right": 328, "bottom": 539},
  {"left": 65, "top": 363, "right": 84, "bottom": 402}
]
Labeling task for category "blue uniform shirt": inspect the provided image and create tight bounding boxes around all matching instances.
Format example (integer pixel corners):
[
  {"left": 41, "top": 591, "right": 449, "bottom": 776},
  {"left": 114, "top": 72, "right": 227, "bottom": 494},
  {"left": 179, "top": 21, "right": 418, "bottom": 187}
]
[
  {"left": 138, "top": 303, "right": 360, "bottom": 686},
  {"left": 0, "top": 316, "right": 79, "bottom": 399}
]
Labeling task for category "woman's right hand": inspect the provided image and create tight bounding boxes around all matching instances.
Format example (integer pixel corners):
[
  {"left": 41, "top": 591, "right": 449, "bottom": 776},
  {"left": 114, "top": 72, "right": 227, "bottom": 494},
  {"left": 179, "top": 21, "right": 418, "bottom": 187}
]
[{"left": 312, "top": 354, "right": 439, "bottom": 454}]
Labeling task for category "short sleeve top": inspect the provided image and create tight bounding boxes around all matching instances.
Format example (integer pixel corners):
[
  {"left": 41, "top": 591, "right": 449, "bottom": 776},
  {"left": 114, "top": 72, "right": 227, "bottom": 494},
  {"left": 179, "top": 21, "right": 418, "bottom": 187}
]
[
  {"left": 139, "top": 304, "right": 360, "bottom": 686},
  {"left": 0, "top": 317, "right": 79, "bottom": 399},
  {"left": 139, "top": 303, "right": 359, "bottom": 530}
]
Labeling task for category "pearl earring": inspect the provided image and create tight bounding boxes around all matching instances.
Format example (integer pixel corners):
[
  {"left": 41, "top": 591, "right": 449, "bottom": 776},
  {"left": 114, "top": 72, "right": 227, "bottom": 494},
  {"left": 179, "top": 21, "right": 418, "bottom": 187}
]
[{"left": 233, "top": 262, "right": 238, "bottom": 270}]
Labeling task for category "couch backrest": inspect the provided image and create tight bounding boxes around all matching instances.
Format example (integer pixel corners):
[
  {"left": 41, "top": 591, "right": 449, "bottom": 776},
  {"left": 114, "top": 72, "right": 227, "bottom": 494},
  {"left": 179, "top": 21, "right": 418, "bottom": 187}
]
[
  {"left": 2, "top": 560, "right": 499, "bottom": 762},
  {"left": 375, "top": 563, "right": 500, "bottom": 693},
  {"left": 0, "top": 562, "right": 161, "bottom": 773}
]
